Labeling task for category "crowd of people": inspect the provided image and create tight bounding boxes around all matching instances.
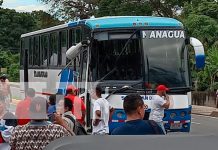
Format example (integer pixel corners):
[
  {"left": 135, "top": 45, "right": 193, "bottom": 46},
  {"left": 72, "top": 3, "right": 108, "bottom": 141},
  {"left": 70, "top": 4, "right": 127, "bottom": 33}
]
[{"left": 0, "top": 74, "right": 171, "bottom": 149}]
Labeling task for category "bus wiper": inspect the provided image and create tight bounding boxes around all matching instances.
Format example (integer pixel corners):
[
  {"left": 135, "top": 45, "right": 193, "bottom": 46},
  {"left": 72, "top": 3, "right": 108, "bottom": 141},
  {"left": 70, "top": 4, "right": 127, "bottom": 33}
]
[
  {"left": 105, "top": 85, "right": 144, "bottom": 99},
  {"left": 97, "top": 29, "right": 140, "bottom": 82},
  {"left": 168, "top": 86, "right": 192, "bottom": 91}
]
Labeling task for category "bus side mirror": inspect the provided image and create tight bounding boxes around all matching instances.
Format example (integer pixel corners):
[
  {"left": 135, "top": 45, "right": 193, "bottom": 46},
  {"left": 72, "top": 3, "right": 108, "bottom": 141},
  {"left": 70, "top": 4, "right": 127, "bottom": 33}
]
[
  {"left": 66, "top": 40, "right": 90, "bottom": 60},
  {"left": 189, "top": 37, "right": 205, "bottom": 69}
]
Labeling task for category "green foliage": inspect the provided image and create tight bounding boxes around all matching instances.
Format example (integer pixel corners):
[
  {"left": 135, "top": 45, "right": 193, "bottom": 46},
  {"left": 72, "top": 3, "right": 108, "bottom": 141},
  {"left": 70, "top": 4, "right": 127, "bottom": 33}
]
[
  {"left": 194, "top": 46, "right": 218, "bottom": 91},
  {"left": 31, "top": 10, "right": 64, "bottom": 29},
  {"left": 0, "top": 49, "right": 20, "bottom": 81},
  {"left": 0, "top": 8, "right": 62, "bottom": 81},
  {"left": 0, "top": 8, "right": 37, "bottom": 50},
  {"left": 182, "top": 14, "right": 218, "bottom": 47},
  {"left": 96, "top": 0, "right": 152, "bottom": 17},
  {"left": 40, "top": 0, "right": 100, "bottom": 20}
]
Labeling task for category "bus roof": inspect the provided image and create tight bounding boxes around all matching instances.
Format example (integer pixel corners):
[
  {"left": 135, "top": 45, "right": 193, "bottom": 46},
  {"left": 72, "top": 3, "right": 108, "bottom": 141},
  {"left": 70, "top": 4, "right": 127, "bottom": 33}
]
[
  {"left": 72, "top": 16, "right": 183, "bottom": 29},
  {"left": 21, "top": 16, "right": 183, "bottom": 38}
]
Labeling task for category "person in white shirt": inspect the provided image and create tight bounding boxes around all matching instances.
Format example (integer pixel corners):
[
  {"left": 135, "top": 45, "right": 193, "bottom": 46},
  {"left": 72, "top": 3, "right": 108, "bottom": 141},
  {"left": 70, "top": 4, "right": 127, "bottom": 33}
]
[
  {"left": 149, "top": 85, "right": 170, "bottom": 134},
  {"left": 91, "top": 85, "right": 113, "bottom": 135}
]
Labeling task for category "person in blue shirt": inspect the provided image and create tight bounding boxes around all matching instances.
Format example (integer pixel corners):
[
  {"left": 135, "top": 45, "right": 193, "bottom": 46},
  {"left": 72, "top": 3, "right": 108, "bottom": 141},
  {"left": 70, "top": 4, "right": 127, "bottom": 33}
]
[
  {"left": 111, "top": 94, "right": 164, "bottom": 135},
  {"left": 47, "top": 94, "right": 57, "bottom": 115}
]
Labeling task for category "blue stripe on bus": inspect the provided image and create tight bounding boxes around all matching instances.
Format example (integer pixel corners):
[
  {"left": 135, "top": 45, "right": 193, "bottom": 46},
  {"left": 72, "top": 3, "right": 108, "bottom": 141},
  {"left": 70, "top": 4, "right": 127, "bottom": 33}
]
[
  {"left": 195, "top": 55, "right": 205, "bottom": 69},
  {"left": 58, "top": 68, "right": 72, "bottom": 94},
  {"left": 68, "top": 16, "right": 183, "bottom": 29}
]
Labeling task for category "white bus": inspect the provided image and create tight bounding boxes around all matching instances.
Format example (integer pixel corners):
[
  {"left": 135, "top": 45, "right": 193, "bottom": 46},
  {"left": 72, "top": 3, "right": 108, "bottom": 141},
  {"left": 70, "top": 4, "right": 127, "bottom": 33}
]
[{"left": 20, "top": 16, "right": 205, "bottom": 133}]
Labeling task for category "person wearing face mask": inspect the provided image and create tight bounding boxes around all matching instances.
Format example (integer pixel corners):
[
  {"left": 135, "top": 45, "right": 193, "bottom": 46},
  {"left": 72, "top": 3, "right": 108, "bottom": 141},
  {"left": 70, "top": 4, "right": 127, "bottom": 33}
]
[
  {"left": 149, "top": 85, "right": 170, "bottom": 135},
  {"left": 111, "top": 94, "right": 164, "bottom": 135}
]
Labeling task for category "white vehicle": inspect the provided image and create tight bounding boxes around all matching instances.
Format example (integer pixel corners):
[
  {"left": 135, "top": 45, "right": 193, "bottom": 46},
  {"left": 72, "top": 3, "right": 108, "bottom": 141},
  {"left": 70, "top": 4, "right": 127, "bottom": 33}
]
[{"left": 20, "top": 16, "right": 205, "bottom": 132}]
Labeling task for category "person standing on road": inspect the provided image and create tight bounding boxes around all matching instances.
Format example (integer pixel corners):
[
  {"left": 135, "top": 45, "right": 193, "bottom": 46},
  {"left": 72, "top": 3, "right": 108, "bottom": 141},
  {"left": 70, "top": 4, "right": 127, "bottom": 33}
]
[
  {"left": 149, "top": 85, "right": 170, "bottom": 134},
  {"left": 91, "top": 85, "right": 113, "bottom": 135},
  {"left": 0, "top": 74, "right": 12, "bottom": 110},
  {"left": 65, "top": 85, "right": 86, "bottom": 125},
  {"left": 15, "top": 88, "right": 35, "bottom": 125}
]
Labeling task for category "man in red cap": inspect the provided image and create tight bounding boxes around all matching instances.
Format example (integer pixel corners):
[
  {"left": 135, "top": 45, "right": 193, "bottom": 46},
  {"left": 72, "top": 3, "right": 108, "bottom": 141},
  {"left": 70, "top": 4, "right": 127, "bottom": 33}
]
[
  {"left": 149, "top": 85, "right": 170, "bottom": 134},
  {"left": 65, "top": 85, "right": 86, "bottom": 125}
]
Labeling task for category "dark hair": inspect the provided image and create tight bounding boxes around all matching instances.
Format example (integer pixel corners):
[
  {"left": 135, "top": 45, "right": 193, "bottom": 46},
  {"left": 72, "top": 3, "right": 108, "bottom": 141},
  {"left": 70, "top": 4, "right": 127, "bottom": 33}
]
[
  {"left": 95, "top": 85, "right": 102, "bottom": 96},
  {"left": 49, "top": 94, "right": 56, "bottom": 105},
  {"left": 123, "top": 94, "right": 144, "bottom": 115},
  {"left": 64, "top": 98, "right": 73, "bottom": 111},
  {"left": 26, "top": 88, "right": 35, "bottom": 98},
  {"left": 29, "top": 97, "right": 48, "bottom": 119},
  {"left": 66, "top": 89, "right": 72, "bottom": 95},
  {"left": 0, "top": 74, "right": 6, "bottom": 80}
]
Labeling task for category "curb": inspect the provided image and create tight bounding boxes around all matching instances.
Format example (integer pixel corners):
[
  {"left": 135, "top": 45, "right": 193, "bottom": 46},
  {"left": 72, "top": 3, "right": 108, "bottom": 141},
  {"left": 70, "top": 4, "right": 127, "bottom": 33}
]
[{"left": 192, "top": 113, "right": 211, "bottom": 116}]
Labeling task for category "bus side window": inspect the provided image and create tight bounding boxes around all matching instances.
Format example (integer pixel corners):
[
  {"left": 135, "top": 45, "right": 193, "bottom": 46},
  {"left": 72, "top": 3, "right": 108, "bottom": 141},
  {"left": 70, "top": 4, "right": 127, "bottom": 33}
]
[
  {"left": 50, "top": 32, "right": 58, "bottom": 66},
  {"left": 29, "top": 37, "right": 33, "bottom": 67},
  {"left": 76, "top": 28, "right": 81, "bottom": 44},
  {"left": 41, "top": 35, "right": 49, "bottom": 66},
  {"left": 69, "top": 29, "right": 76, "bottom": 47},
  {"left": 33, "top": 36, "right": 40, "bottom": 67},
  {"left": 21, "top": 38, "right": 30, "bottom": 67},
  {"left": 59, "top": 30, "right": 67, "bottom": 66},
  {"left": 80, "top": 51, "right": 87, "bottom": 94},
  {"left": 20, "top": 39, "right": 24, "bottom": 67}
]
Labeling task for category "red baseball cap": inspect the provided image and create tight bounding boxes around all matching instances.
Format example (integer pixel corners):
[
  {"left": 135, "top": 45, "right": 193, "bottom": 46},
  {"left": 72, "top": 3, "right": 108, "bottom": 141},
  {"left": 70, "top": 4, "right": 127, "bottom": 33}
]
[
  {"left": 156, "top": 85, "right": 169, "bottom": 91},
  {"left": 66, "top": 85, "right": 78, "bottom": 92}
]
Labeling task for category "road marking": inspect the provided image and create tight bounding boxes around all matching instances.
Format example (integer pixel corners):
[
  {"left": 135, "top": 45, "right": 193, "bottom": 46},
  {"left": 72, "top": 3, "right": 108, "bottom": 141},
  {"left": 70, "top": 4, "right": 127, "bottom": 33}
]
[
  {"left": 191, "top": 122, "right": 201, "bottom": 125},
  {"left": 194, "top": 114, "right": 218, "bottom": 120}
]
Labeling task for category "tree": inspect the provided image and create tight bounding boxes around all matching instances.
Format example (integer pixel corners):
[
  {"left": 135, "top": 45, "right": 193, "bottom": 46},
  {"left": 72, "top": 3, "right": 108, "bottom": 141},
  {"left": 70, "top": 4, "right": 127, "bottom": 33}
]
[
  {"left": 31, "top": 10, "right": 64, "bottom": 29},
  {"left": 0, "top": 8, "right": 62, "bottom": 81},
  {"left": 194, "top": 46, "right": 218, "bottom": 91},
  {"left": 96, "top": 0, "right": 152, "bottom": 17},
  {"left": 0, "top": 0, "right": 3, "bottom": 6},
  {"left": 182, "top": 14, "right": 218, "bottom": 47},
  {"left": 40, "top": 0, "right": 100, "bottom": 20},
  {"left": 0, "top": 49, "right": 20, "bottom": 81},
  {"left": 0, "top": 8, "right": 37, "bottom": 50}
]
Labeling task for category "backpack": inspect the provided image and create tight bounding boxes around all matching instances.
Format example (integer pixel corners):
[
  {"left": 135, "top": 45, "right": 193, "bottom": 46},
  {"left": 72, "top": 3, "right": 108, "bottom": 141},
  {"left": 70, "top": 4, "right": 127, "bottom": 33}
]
[
  {"left": 146, "top": 120, "right": 165, "bottom": 135},
  {"left": 64, "top": 114, "right": 88, "bottom": 135}
]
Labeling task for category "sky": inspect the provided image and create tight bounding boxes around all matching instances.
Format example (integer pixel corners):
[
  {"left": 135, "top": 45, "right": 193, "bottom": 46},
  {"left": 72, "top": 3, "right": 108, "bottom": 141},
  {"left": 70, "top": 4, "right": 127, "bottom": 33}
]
[{"left": 1, "top": 0, "right": 48, "bottom": 12}]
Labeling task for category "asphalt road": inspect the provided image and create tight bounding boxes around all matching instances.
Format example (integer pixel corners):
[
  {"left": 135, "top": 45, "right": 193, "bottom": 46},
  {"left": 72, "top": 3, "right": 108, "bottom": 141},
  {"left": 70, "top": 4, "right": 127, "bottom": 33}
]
[
  {"left": 167, "top": 114, "right": 218, "bottom": 136},
  {"left": 190, "top": 114, "right": 218, "bottom": 135}
]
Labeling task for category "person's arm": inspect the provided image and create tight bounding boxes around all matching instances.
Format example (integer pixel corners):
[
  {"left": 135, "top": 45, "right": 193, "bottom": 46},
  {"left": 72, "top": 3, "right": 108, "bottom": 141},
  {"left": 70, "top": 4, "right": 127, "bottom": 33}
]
[
  {"left": 109, "top": 107, "right": 114, "bottom": 121},
  {"left": 93, "top": 102, "right": 101, "bottom": 126},
  {"left": 81, "top": 100, "right": 86, "bottom": 124},
  {"left": 7, "top": 82, "right": 12, "bottom": 102},
  {"left": 162, "top": 94, "right": 170, "bottom": 109},
  {"left": 54, "top": 114, "right": 75, "bottom": 136}
]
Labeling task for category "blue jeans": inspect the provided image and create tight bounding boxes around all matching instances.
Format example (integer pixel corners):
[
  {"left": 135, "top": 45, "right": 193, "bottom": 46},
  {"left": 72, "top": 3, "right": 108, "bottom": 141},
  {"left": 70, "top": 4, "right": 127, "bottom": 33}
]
[{"left": 156, "top": 122, "right": 166, "bottom": 135}]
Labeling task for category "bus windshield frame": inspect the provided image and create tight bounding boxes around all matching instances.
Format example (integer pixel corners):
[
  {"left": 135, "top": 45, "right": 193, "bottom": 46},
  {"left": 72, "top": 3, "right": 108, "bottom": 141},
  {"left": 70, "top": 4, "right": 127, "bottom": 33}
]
[{"left": 90, "top": 29, "right": 191, "bottom": 90}]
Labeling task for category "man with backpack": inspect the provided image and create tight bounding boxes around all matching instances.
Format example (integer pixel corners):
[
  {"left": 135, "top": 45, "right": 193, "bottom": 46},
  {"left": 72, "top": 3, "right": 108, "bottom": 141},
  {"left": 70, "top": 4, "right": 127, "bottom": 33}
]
[
  {"left": 111, "top": 94, "right": 164, "bottom": 135},
  {"left": 58, "top": 98, "right": 87, "bottom": 135}
]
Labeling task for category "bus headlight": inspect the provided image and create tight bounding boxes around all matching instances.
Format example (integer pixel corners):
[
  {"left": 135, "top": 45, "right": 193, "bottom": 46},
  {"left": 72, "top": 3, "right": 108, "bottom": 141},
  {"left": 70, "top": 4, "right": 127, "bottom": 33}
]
[
  {"left": 180, "top": 111, "right": 186, "bottom": 118},
  {"left": 116, "top": 112, "right": 125, "bottom": 119},
  {"left": 170, "top": 112, "right": 176, "bottom": 119}
]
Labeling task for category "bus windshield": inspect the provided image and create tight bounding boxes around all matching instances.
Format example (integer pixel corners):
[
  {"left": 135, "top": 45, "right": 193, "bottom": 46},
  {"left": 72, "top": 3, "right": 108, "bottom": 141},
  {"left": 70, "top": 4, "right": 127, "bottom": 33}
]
[
  {"left": 142, "top": 30, "right": 190, "bottom": 88},
  {"left": 90, "top": 30, "right": 190, "bottom": 88},
  {"left": 91, "top": 32, "right": 143, "bottom": 81}
]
